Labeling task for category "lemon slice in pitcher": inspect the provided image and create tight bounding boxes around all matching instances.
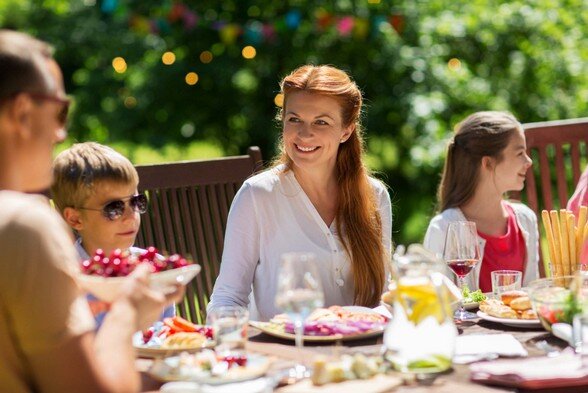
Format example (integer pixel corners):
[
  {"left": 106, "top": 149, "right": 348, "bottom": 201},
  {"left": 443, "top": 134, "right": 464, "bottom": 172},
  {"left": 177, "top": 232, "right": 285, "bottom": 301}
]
[{"left": 396, "top": 278, "right": 455, "bottom": 325}]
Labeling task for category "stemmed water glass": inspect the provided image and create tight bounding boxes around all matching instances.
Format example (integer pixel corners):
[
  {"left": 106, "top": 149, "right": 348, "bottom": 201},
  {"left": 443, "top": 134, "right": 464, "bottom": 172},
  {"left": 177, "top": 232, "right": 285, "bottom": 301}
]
[
  {"left": 443, "top": 221, "right": 481, "bottom": 321},
  {"left": 275, "top": 252, "right": 324, "bottom": 378}
]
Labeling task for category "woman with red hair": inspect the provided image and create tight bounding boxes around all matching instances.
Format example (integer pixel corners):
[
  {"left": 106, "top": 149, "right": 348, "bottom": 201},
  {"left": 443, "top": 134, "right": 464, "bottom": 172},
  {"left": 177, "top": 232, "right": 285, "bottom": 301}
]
[{"left": 209, "top": 65, "right": 392, "bottom": 321}]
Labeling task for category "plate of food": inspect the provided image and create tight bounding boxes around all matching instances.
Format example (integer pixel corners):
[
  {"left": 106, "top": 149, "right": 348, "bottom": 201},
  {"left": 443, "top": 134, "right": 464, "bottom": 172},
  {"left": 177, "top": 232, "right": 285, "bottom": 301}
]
[
  {"left": 250, "top": 305, "right": 388, "bottom": 342},
  {"left": 461, "top": 287, "right": 488, "bottom": 310},
  {"left": 149, "top": 350, "right": 270, "bottom": 385},
  {"left": 77, "top": 247, "right": 200, "bottom": 302},
  {"left": 477, "top": 290, "right": 542, "bottom": 328},
  {"left": 134, "top": 316, "right": 215, "bottom": 357},
  {"left": 476, "top": 311, "right": 542, "bottom": 328}
]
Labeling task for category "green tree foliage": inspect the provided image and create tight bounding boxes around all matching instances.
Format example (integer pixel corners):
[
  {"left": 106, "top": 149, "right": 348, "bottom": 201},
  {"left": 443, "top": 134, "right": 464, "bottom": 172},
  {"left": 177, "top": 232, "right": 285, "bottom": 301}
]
[{"left": 3, "top": 0, "right": 588, "bottom": 244}]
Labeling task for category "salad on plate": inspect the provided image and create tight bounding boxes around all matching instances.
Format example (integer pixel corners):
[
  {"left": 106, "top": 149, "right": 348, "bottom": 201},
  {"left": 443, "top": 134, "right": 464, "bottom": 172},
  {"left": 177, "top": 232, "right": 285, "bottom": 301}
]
[
  {"left": 462, "top": 286, "right": 487, "bottom": 310},
  {"left": 135, "top": 316, "right": 214, "bottom": 357}
]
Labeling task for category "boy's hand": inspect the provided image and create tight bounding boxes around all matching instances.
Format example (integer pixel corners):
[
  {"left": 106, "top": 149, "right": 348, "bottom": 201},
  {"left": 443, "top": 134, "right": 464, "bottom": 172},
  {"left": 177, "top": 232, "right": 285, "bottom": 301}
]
[{"left": 117, "top": 263, "right": 185, "bottom": 331}]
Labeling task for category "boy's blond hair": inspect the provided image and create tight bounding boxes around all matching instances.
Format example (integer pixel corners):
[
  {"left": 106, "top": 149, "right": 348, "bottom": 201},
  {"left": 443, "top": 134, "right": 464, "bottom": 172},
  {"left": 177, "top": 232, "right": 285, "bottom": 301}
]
[{"left": 51, "top": 142, "right": 139, "bottom": 212}]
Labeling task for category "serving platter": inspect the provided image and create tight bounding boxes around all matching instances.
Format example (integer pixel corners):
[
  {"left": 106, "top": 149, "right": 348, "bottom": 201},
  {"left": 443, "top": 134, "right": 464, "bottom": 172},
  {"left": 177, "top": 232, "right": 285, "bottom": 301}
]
[
  {"left": 132, "top": 331, "right": 215, "bottom": 358},
  {"left": 149, "top": 353, "right": 271, "bottom": 385},
  {"left": 250, "top": 306, "right": 387, "bottom": 342}
]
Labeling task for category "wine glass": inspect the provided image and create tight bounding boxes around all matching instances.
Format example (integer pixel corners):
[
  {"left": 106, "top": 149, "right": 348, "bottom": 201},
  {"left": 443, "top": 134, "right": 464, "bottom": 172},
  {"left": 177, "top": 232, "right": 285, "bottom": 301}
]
[
  {"left": 275, "top": 252, "right": 324, "bottom": 378},
  {"left": 443, "top": 221, "right": 481, "bottom": 321}
]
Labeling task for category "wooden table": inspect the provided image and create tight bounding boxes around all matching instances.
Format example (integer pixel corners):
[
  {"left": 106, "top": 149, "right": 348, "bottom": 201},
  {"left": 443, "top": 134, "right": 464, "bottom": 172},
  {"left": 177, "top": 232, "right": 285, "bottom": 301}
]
[{"left": 139, "top": 318, "right": 572, "bottom": 392}]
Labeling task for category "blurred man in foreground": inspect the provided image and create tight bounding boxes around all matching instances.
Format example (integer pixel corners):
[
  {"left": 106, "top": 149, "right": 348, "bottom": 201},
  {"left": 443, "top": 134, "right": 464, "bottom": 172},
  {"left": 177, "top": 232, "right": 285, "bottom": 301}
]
[{"left": 0, "top": 29, "right": 183, "bottom": 392}]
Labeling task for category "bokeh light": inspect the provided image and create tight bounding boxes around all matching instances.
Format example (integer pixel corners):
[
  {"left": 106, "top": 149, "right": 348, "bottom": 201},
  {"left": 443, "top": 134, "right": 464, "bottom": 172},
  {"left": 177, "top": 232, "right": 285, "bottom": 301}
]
[
  {"left": 185, "top": 72, "right": 199, "bottom": 85},
  {"left": 242, "top": 46, "right": 257, "bottom": 59},
  {"left": 162, "top": 51, "right": 176, "bottom": 65},
  {"left": 124, "top": 96, "right": 137, "bottom": 108},
  {"left": 448, "top": 58, "right": 462, "bottom": 71},
  {"left": 112, "top": 57, "right": 127, "bottom": 73},
  {"left": 274, "top": 93, "right": 284, "bottom": 107},
  {"left": 200, "top": 51, "right": 213, "bottom": 64}
]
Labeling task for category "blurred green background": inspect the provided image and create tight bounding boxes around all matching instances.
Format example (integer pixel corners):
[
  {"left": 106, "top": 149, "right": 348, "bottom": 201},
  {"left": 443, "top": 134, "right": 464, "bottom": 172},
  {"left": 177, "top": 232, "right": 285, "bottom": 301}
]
[{"left": 3, "top": 0, "right": 588, "bottom": 245}]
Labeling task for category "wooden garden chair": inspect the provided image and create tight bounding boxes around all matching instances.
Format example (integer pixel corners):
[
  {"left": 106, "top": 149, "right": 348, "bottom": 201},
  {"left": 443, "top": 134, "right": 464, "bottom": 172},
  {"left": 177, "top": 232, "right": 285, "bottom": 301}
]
[
  {"left": 511, "top": 118, "right": 588, "bottom": 276},
  {"left": 135, "top": 146, "right": 263, "bottom": 324}
]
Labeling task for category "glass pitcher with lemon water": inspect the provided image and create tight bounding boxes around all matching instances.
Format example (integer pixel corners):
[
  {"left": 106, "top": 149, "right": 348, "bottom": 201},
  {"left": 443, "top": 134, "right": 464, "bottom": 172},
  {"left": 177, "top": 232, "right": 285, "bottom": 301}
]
[{"left": 383, "top": 245, "right": 459, "bottom": 374}]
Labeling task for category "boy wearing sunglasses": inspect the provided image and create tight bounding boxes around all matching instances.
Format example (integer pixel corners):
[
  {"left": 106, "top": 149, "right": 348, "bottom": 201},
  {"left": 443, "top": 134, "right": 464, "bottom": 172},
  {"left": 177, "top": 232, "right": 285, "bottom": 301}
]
[{"left": 51, "top": 142, "right": 175, "bottom": 327}]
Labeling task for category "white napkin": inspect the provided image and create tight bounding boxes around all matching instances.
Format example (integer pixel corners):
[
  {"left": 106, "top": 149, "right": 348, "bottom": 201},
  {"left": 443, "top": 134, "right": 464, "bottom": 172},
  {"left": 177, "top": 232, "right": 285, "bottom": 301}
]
[
  {"left": 470, "top": 349, "right": 587, "bottom": 380},
  {"left": 454, "top": 333, "right": 527, "bottom": 364}
]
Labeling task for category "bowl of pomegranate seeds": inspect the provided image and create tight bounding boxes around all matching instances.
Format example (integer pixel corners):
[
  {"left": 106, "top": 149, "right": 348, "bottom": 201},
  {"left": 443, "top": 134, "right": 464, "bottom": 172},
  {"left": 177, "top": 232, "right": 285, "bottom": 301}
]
[{"left": 77, "top": 247, "right": 200, "bottom": 302}]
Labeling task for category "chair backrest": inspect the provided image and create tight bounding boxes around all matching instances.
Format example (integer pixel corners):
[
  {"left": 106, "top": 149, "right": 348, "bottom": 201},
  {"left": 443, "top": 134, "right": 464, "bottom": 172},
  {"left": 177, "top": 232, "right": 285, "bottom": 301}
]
[
  {"left": 511, "top": 118, "right": 588, "bottom": 276},
  {"left": 135, "top": 146, "right": 263, "bottom": 324},
  {"left": 515, "top": 118, "right": 588, "bottom": 214}
]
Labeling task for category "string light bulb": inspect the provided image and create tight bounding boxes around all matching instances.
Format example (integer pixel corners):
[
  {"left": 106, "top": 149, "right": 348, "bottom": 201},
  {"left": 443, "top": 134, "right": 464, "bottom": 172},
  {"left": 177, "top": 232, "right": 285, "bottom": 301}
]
[
  {"left": 242, "top": 46, "right": 256, "bottom": 59},
  {"left": 162, "top": 51, "right": 176, "bottom": 65},
  {"left": 185, "top": 72, "right": 199, "bottom": 85},
  {"left": 112, "top": 57, "right": 127, "bottom": 73}
]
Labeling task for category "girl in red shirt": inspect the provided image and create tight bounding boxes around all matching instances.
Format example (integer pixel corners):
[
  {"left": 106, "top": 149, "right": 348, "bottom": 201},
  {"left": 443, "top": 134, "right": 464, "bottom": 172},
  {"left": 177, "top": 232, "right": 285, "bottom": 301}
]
[{"left": 425, "top": 111, "right": 540, "bottom": 292}]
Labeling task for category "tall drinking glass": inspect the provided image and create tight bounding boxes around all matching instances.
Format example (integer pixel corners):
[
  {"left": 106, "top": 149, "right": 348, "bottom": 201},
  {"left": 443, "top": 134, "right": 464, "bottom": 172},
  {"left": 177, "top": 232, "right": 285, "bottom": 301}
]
[
  {"left": 443, "top": 221, "right": 481, "bottom": 321},
  {"left": 275, "top": 252, "right": 324, "bottom": 378}
]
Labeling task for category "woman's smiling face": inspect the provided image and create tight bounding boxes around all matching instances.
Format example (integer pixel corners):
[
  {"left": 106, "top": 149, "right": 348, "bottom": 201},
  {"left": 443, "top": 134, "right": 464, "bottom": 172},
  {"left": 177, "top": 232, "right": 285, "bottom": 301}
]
[{"left": 282, "top": 91, "right": 353, "bottom": 174}]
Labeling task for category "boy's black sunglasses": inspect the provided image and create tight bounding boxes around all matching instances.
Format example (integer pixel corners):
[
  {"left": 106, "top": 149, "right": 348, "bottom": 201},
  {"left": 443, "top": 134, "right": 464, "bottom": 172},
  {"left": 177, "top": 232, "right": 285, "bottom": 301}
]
[{"left": 77, "top": 194, "right": 148, "bottom": 221}]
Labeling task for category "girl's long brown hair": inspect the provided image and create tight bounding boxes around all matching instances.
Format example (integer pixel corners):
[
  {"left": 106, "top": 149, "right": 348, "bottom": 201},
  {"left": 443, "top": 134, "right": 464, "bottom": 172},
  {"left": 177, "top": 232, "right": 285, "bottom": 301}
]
[
  {"left": 438, "top": 111, "right": 522, "bottom": 212},
  {"left": 276, "top": 65, "right": 386, "bottom": 306}
]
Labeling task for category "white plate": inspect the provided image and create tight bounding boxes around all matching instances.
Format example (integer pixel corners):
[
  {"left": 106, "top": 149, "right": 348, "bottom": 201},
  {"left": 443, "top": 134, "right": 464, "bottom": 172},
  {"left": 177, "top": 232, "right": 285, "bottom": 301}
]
[
  {"left": 77, "top": 264, "right": 200, "bottom": 302},
  {"left": 462, "top": 302, "right": 480, "bottom": 310},
  {"left": 132, "top": 330, "right": 215, "bottom": 358},
  {"left": 477, "top": 311, "right": 542, "bottom": 328},
  {"left": 149, "top": 354, "right": 270, "bottom": 385},
  {"left": 340, "top": 305, "right": 377, "bottom": 313},
  {"left": 250, "top": 306, "right": 387, "bottom": 342}
]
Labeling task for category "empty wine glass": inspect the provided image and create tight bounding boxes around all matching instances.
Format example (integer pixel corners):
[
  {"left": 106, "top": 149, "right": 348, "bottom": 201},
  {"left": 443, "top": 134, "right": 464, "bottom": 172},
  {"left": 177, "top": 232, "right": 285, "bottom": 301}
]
[
  {"left": 443, "top": 221, "right": 481, "bottom": 321},
  {"left": 275, "top": 252, "right": 324, "bottom": 378}
]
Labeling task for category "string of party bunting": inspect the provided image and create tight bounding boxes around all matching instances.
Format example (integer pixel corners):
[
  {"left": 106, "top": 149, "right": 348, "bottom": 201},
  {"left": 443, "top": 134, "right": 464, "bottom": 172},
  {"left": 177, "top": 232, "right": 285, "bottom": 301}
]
[{"left": 99, "top": 0, "right": 405, "bottom": 45}]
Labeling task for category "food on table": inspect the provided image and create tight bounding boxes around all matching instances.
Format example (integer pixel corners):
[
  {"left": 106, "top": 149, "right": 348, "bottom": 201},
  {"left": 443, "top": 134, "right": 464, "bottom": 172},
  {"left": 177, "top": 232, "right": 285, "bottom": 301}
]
[
  {"left": 509, "top": 296, "right": 532, "bottom": 311},
  {"left": 162, "top": 332, "right": 207, "bottom": 349},
  {"left": 529, "top": 281, "right": 581, "bottom": 331},
  {"left": 519, "top": 309, "right": 538, "bottom": 320},
  {"left": 500, "top": 290, "right": 527, "bottom": 305},
  {"left": 461, "top": 286, "right": 487, "bottom": 304},
  {"left": 153, "top": 349, "right": 249, "bottom": 380},
  {"left": 311, "top": 354, "right": 387, "bottom": 386},
  {"left": 479, "top": 291, "right": 538, "bottom": 320},
  {"left": 141, "top": 316, "right": 214, "bottom": 349},
  {"left": 80, "top": 247, "right": 191, "bottom": 277},
  {"left": 267, "top": 305, "right": 387, "bottom": 337},
  {"left": 541, "top": 207, "right": 588, "bottom": 278},
  {"left": 479, "top": 299, "right": 517, "bottom": 319}
]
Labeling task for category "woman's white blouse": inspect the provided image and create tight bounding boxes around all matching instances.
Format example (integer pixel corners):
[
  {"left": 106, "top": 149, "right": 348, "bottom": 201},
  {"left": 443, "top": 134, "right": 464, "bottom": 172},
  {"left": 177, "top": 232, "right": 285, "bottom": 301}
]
[{"left": 207, "top": 166, "right": 392, "bottom": 321}]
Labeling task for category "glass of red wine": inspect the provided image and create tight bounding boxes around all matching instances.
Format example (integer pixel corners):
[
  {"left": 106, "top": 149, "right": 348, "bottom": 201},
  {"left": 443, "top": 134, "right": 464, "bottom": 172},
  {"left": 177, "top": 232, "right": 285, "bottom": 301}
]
[{"left": 443, "top": 221, "right": 481, "bottom": 321}]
